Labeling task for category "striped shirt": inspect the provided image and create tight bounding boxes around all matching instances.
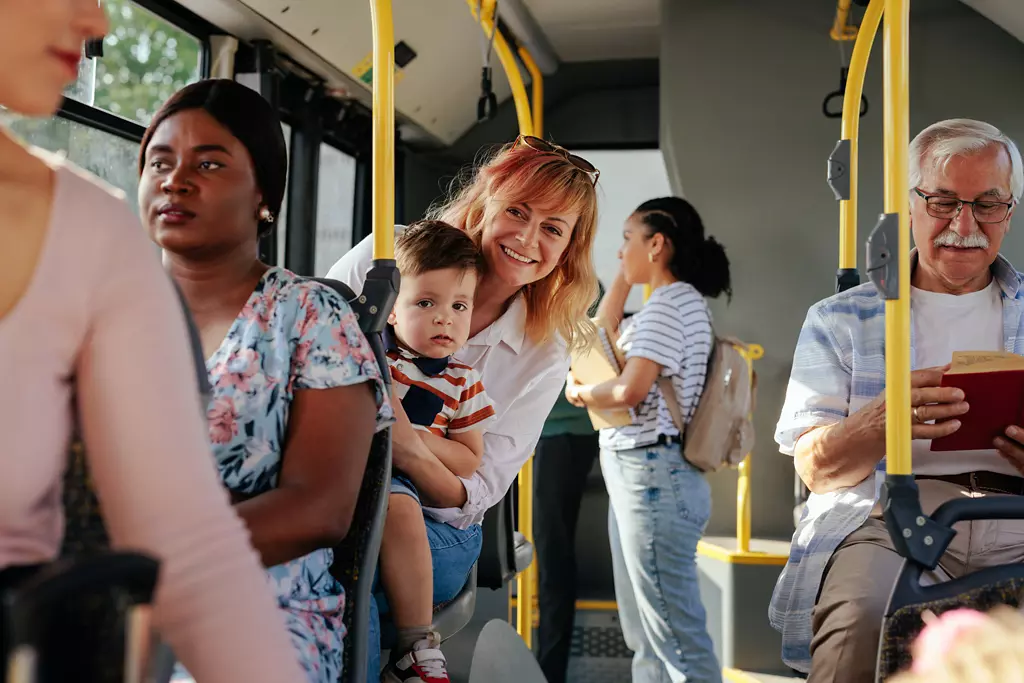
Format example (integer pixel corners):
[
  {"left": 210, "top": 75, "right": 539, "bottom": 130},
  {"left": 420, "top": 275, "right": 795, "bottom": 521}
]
[
  {"left": 599, "top": 281, "right": 713, "bottom": 451},
  {"left": 771, "top": 251, "right": 1024, "bottom": 673},
  {"left": 384, "top": 326, "right": 497, "bottom": 437}
]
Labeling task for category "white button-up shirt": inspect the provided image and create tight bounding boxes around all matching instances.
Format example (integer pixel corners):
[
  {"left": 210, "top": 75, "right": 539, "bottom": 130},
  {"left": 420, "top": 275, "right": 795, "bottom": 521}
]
[{"left": 326, "top": 228, "right": 571, "bottom": 529}]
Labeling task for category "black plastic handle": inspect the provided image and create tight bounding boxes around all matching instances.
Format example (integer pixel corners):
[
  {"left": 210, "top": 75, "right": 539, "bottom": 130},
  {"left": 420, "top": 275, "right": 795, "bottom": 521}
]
[
  {"left": 886, "top": 491, "right": 1024, "bottom": 614},
  {"left": 5, "top": 552, "right": 159, "bottom": 647},
  {"left": 822, "top": 67, "right": 869, "bottom": 119},
  {"left": 931, "top": 494, "right": 1024, "bottom": 527},
  {"left": 477, "top": 67, "right": 498, "bottom": 123}
]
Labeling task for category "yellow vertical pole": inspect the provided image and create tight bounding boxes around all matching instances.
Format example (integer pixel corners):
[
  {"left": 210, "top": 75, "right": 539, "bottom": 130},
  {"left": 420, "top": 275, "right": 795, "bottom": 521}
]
[
  {"left": 467, "top": 0, "right": 538, "bottom": 646},
  {"left": 839, "top": 0, "right": 883, "bottom": 272},
  {"left": 735, "top": 344, "right": 763, "bottom": 553},
  {"left": 369, "top": 0, "right": 395, "bottom": 261},
  {"left": 516, "top": 456, "right": 535, "bottom": 644},
  {"left": 517, "top": 43, "right": 545, "bottom": 634},
  {"left": 883, "top": 0, "right": 911, "bottom": 476}
]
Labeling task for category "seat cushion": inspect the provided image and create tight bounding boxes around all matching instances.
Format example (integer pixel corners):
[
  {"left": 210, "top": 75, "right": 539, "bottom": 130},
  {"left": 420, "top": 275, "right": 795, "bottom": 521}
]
[
  {"left": 433, "top": 564, "right": 478, "bottom": 641},
  {"left": 513, "top": 532, "right": 532, "bottom": 575},
  {"left": 877, "top": 578, "right": 1024, "bottom": 679}
]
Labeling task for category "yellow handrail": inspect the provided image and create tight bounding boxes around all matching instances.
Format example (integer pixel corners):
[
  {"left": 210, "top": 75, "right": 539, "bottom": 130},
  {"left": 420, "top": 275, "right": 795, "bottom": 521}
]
[
  {"left": 839, "top": 0, "right": 883, "bottom": 272},
  {"left": 517, "top": 46, "right": 543, "bottom": 138},
  {"left": 735, "top": 344, "right": 764, "bottom": 553},
  {"left": 369, "top": 0, "right": 395, "bottom": 261},
  {"left": 466, "top": 0, "right": 540, "bottom": 645},
  {"left": 468, "top": 0, "right": 534, "bottom": 136},
  {"left": 514, "top": 42, "right": 545, "bottom": 641},
  {"left": 883, "top": 0, "right": 911, "bottom": 475}
]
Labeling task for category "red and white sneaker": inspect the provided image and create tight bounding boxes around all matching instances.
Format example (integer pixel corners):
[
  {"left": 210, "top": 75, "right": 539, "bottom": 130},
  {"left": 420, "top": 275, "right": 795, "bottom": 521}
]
[{"left": 381, "top": 636, "right": 450, "bottom": 683}]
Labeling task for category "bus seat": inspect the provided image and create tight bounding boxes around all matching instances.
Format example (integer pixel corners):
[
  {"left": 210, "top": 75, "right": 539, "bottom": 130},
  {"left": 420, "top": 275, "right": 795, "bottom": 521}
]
[
  {"left": 426, "top": 479, "right": 534, "bottom": 644},
  {"left": 55, "top": 283, "right": 204, "bottom": 683},
  {"left": 3, "top": 550, "right": 160, "bottom": 682},
  {"left": 310, "top": 276, "right": 394, "bottom": 683},
  {"left": 478, "top": 484, "right": 533, "bottom": 590},
  {"left": 876, "top": 495, "right": 1024, "bottom": 681},
  {"left": 433, "top": 564, "right": 479, "bottom": 640}
]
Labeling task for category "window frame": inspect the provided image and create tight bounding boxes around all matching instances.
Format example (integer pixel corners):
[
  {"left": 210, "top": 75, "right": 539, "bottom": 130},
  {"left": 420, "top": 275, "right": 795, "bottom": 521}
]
[{"left": 55, "top": 0, "right": 214, "bottom": 144}]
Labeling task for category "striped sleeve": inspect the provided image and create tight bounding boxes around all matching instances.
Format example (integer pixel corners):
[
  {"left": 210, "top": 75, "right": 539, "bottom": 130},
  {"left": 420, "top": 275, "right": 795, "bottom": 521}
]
[
  {"left": 774, "top": 302, "right": 853, "bottom": 456},
  {"left": 448, "top": 367, "right": 498, "bottom": 434},
  {"left": 624, "top": 287, "right": 709, "bottom": 375}
]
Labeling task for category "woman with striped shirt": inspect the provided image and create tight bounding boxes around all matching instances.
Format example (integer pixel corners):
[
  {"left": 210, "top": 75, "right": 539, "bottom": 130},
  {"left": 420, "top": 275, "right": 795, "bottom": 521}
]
[{"left": 566, "top": 196, "right": 732, "bottom": 683}]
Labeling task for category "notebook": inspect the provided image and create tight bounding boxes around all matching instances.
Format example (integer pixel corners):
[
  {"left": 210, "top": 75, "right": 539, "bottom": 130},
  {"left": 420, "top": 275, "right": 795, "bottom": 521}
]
[
  {"left": 569, "top": 317, "right": 631, "bottom": 429},
  {"left": 929, "top": 350, "right": 1024, "bottom": 451}
]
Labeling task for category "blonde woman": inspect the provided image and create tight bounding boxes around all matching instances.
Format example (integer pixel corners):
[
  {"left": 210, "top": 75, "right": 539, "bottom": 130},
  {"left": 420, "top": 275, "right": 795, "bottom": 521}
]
[
  {"left": 0, "top": 1, "right": 302, "bottom": 681},
  {"left": 328, "top": 135, "right": 600, "bottom": 681}
]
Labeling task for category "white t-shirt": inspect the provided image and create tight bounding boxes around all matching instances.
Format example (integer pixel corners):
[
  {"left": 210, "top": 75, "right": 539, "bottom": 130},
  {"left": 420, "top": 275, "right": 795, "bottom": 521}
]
[
  {"left": 910, "top": 278, "right": 1017, "bottom": 475},
  {"left": 325, "top": 227, "right": 570, "bottom": 529},
  {"left": 599, "top": 281, "right": 712, "bottom": 452}
]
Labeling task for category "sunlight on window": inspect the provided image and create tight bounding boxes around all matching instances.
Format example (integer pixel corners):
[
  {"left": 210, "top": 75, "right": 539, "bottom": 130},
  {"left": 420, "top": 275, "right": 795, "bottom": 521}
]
[{"left": 65, "top": 0, "right": 203, "bottom": 126}]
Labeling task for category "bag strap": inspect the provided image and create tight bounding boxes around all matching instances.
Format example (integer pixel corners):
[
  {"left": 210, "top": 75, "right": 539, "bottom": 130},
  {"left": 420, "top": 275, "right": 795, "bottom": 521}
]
[{"left": 658, "top": 376, "right": 686, "bottom": 434}]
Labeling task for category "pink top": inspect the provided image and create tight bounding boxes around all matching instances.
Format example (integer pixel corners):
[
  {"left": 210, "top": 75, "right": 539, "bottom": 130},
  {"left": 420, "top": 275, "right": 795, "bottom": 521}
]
[{"left": 0, "top": 155, "right": 303, "bottom": 682}]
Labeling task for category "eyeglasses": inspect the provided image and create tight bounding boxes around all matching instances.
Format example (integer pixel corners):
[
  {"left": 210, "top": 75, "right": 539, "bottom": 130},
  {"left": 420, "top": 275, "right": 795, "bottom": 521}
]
[
  {"left": 913, "top": 187, "right": 1015, "bottom": 224},
  {"left": 514, "top": 135, "right": 600, "bottom": 186}
]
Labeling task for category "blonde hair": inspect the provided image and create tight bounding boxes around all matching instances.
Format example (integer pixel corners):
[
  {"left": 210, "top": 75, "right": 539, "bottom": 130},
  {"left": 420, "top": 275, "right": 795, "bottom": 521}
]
[
  {"left": 428, "top": 141, "right": 600, "bottom": 352},
  {"left": 889, "top": 606, "right": 1024, "bottom": 683}
]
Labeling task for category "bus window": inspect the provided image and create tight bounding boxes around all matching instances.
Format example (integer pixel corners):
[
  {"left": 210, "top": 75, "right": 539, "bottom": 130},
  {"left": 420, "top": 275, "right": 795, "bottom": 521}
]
[
  {"left": 1, "top": 114, "right": 140, "bottom": 203},
  {"left": 314, "top": 143, "right": 357, "bottom": 277},
  {"left": 72, "top": 0, "right": 203, "bottom": 126},
  {"left": 276, "top": 122, "right": 292, "bottom": 268},
  {"left": 573, "top": 148, "right": 673, "bottom": 312}
]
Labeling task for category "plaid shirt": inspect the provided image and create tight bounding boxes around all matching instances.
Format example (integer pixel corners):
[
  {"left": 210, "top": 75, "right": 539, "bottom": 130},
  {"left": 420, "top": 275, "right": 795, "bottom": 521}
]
[{"left": 771, "top": 251, "right": 1024, "bottom": 673}]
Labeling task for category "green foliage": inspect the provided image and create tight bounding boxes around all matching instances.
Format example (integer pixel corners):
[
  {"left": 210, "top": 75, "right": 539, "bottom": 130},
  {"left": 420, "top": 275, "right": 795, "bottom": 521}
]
[
  {"left": 93, "top": 0, "right": 201, "bottom": 126},
  {"left": 0, "top": 0, "right": 201, "bottom": 201}
]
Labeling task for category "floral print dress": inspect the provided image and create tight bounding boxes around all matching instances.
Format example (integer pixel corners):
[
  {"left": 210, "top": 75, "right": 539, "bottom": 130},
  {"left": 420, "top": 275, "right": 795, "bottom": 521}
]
[{"left": 173, "top": 267, "right": 392, "bottom": 683}]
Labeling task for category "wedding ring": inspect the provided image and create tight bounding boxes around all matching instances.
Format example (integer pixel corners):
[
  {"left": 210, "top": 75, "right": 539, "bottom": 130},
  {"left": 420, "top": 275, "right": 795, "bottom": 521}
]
[{"left": 913, "top": 406, "right": 920, "bottom": 423}]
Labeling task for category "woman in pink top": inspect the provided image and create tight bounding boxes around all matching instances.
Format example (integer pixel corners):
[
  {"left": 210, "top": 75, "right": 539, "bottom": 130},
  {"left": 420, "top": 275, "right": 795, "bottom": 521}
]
[{"left": 0, "top": 2, "right": 304, "bottom": 681}]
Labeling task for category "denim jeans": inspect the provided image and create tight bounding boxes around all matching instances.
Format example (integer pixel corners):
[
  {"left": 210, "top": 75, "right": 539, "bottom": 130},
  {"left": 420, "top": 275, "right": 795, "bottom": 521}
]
[
  {"left": 601, "top": 444, "right": 721, "bottom": 683},
  {"left": 365, "top": 517, "right": 482, "bottom": 682}
]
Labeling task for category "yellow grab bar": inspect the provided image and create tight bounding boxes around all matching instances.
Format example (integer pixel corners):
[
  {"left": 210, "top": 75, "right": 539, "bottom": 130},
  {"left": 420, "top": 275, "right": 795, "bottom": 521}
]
[
  {"left": 369, "top": 0, "right": 395, "bottom": 261},
  {"left": 468, "top": 0, "right": 539, "bottom": 645},
  {"left": 882, "top": 0, "right": 911, "bottom": 475},
  {"left": 736, "top": 344, "right": 764, "bottom": 553},
  {"left": 517, "top": 46, "right": 543, "bottom": 139},
  {"left": 468, "top": 0, "right": 534, "bottom": 136},
  {"left": 839, "top": 0, "right": 882, "bottom": 272}
]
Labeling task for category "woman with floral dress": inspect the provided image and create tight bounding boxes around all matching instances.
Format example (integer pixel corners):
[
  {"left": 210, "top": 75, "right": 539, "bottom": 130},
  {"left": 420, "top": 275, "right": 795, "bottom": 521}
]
[{"left": 138, "top": 79, "right": 392, "bottom": 683}]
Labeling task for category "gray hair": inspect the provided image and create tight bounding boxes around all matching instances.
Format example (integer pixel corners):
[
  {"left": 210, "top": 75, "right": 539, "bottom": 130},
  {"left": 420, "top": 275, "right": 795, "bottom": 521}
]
[{"left": 909, "top": 118, "right": 1024, "bottom": 201}]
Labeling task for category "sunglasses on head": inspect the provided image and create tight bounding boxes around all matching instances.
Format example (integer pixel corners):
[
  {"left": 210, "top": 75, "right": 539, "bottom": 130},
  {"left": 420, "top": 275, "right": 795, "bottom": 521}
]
[{"left": 514, "top": 135, "right": 600, "bottom": 186}]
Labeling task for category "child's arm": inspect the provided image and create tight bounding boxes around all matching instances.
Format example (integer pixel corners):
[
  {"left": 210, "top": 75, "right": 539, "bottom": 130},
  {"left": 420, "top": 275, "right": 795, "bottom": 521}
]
[{"left": 416, "top": 429, "right": 484, "bottom": 479}]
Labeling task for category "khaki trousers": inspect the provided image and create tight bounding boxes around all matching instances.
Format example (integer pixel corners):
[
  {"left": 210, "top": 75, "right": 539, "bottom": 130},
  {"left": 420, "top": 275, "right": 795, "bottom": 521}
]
[{"left": 807, "top": 479, "right": 1024, "bottom": 683}]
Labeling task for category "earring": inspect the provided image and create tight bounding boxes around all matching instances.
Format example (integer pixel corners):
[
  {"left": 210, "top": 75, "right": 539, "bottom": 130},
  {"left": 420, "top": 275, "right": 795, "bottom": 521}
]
[
  {"left": 259, "top": 206, "right": 275, "bottom": 224},
  {"left": 648, "top": 252, "right": 655, "bottom": 263}
]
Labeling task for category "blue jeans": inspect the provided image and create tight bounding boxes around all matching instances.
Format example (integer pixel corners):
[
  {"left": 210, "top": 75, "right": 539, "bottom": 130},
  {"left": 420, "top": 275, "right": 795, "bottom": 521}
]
[
  {"left": 602, "top": 444, "right": 722, "bottom": 683},
  {"left": 365, "top": 517, "right": 482, "bottom": 682}
]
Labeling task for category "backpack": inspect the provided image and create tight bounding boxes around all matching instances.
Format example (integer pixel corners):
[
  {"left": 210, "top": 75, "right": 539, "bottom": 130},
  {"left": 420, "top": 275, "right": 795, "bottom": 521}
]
[{"left": 657, "top": 335, "right": 758, "bottom": 473}]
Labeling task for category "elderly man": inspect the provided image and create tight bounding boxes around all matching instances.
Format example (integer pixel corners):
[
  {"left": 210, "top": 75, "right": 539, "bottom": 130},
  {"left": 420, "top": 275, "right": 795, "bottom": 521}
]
[{"left": 773, "top": 118, "right": 1024, "bottom": 682}]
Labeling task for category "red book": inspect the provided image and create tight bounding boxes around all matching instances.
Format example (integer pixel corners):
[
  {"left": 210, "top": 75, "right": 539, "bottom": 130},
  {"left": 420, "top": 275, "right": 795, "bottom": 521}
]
[{"left": 930, "top": 351, "right": 1024, "bottom": 452}]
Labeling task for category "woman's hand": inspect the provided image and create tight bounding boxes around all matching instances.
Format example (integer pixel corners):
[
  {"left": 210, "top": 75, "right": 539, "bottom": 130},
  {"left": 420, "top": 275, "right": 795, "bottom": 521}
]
[{"left": 565, "top": 371, "right": 586, "bottom": 407}]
